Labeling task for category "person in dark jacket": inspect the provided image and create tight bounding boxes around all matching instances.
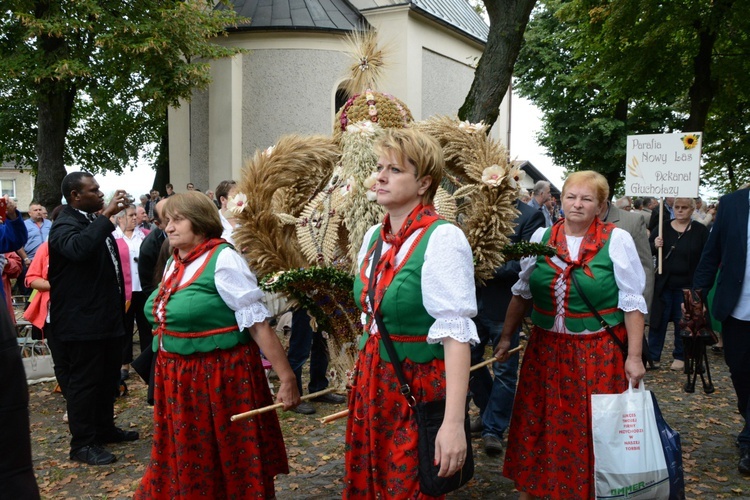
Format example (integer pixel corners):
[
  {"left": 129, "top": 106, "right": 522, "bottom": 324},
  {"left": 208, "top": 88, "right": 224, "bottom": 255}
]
[
  {"left": 693, "top": 186, "right": 750, "bottom": 475},
  {"left": 49, "top": 172, "right": 139, "bottom": 466},
  {"left": 0, "top": 197, "right": 38, "bottom": 498}
]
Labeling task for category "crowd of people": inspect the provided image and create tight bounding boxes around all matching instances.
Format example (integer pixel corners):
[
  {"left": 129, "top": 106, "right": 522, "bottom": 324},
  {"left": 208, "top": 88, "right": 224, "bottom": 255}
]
[{"left": 3, "top": 147, "right": 750, "bottom": 498}]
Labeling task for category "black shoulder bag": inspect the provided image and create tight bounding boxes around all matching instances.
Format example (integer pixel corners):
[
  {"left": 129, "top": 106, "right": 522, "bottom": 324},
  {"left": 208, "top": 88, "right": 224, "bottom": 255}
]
[
  {"left": 569, "top": 271, "right": 650, "bottom": 366},
  {"left": 366, "top": 236, "right": 474, "bottom": 496}
]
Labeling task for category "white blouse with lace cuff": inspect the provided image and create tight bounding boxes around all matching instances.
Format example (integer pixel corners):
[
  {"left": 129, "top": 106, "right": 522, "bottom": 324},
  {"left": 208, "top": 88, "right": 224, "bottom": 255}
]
[
  {"left": 511, "top": 226, "right": 648, "bottom": 333},
  {"left": 159, "top": 247, "right": 269, "bottom": 330},
  {"left": 357, "top": 223, "right": 479, "bottom": 345}
]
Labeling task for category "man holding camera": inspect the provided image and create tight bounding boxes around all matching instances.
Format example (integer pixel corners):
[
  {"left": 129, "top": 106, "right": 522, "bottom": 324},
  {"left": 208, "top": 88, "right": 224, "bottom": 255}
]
[{"left": 49, "top": 172, "right": 139, "bottom": 466}]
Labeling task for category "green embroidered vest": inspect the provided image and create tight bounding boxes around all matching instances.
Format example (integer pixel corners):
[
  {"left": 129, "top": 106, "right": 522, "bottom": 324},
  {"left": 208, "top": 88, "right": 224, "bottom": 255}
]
[
  {"left": 353, "top": 221, "right": 448, "bottom": 363},
  {"left": 529, "top": 229, "right": 624, "bottom": 332},
  {"left": 146, "top": 244, "right": 250, "bottom": 355}
]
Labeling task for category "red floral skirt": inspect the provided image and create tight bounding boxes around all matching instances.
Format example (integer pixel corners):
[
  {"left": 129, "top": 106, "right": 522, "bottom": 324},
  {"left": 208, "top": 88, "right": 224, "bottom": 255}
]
[
  {"left": 503, "top": 325, "right": 629, "bottom": 499},
  {"left": 135, "top": 342, "right": 288, "bottom": 499},
  {"left": 343, "top": 334, "right": 446, "bottom": 500}
]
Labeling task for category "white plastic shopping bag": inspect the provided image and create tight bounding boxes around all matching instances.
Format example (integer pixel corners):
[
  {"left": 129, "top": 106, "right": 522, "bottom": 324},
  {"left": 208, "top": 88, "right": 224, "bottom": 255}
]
[{"left": 592, "top": 381, "right": 670, "bottom": 499}]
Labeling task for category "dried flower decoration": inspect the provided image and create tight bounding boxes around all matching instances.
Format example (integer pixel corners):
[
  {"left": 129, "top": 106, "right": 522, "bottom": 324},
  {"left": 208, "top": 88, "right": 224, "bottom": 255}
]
[
  {"left": 481, "top": 165, "right": 505, "bottom": 187},
  {"left": 226, "top": 192, "right": 248, "bottom": 215},
  {"left": 508, "top": 167, "right": 527, "bottom": 189},
  {"left": 458, "top": 120, "right": 487, "bottom": 134},
  {"left": 363, "top": 172, "right": 378, "bottom": 201},
  {"left": 346, "top": 120, "right": 376, "bottom": 135}
]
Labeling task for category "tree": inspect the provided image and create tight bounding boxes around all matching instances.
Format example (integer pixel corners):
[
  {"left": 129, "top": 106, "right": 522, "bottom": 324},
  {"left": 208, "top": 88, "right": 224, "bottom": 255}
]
[
  {"left": 458, "top": 0, "right": 538, "bottom": 126},
  {"left": 514, "top": 0, "right": 749, "bottom": 195},
  {"left": 0, "top": 1, "right": 245, "bottom": 208}
]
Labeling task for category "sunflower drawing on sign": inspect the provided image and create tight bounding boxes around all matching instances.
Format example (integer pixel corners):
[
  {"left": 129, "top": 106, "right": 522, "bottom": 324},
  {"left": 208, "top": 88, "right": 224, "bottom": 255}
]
[{"left": 681, "top": 133, "right": 700, "bottom": 150}]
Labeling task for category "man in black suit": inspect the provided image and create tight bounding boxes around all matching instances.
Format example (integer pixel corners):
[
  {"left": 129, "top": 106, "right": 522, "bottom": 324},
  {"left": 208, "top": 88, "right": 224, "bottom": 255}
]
[
  {"left": 49, "top": 172, "right": 139, "bottom": 466},
  {"left": 693, "top": 186, "right": 750, "bottom": 475},
  {"left": 470, "top": 199, "right": 545, "bottom": 455}
]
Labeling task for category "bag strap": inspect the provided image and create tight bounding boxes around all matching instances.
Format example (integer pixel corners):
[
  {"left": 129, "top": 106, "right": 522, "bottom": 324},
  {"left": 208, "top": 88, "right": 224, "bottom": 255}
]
[
  {"left": 366, "top": 235, "right": 416, "bottom": 407},
  {"left": 569, "top": 271, "right": 627, "bottom": 356}
]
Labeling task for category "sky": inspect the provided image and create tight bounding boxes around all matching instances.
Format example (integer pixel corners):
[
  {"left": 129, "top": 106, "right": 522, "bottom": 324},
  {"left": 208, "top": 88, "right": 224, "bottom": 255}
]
[{"left": 508, "top": 95, "right": 566, "bottom": 189}]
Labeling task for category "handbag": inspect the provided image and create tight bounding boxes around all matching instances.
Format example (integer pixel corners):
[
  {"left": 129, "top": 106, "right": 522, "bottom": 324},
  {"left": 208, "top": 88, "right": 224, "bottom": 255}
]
[
  {"left": 679, "top": 288, "right": 718, "bottom": 346},
  {"left": 570, "top": 271, "right": 651, "bottom": 365},
  {"left": 18, "top": 329, "right": 56, "bottom": 384},
  {"left": 592, "top": 381, "right": 684, "bottom": 500},
  {"left": 367, "top": 236, "right": 473, "bottom": 496}
]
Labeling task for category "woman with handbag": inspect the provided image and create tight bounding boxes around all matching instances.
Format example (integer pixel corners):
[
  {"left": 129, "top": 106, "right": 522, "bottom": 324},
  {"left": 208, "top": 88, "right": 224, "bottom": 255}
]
[
  {"left": 494, "top": 170, "right": 648, "bottom": 499},
  {"left": 345, "top": 128, "right": 479, "bottom": 498},
  {"left": 648, "top": 197, "right": 708, "bottom": 371}
]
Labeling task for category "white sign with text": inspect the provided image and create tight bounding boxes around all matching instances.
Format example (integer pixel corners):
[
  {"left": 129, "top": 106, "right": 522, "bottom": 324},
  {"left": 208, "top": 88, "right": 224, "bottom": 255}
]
[{"left": 625, "top": 132, "right": 702, "bottom": 198}]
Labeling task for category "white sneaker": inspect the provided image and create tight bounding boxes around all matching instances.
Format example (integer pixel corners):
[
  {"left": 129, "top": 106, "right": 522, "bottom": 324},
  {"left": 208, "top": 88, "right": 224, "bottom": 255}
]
[
  {"left": 670, "top": 359, "right": 685, "bottom": 371},
  {"left": 63, "top": 412, "right": 68, "bottom": 423}
]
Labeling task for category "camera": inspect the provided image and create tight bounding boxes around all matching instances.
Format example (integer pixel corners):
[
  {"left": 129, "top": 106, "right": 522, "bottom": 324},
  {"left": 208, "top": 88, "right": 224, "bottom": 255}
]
[{"left": 124, "top": 194, "right": 135, "bottom": 206}]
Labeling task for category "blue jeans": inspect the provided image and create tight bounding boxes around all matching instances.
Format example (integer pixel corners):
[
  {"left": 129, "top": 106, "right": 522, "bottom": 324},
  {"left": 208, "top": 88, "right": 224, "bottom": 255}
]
[
  {"left": 648, "top": 288, "right": 686, "bottom": 362},
  {"left": 469, "top": 313, "right": 519, "bottom": 440},
  {"left": 287, "top": 308, "right": 329, "bottom": 394}
]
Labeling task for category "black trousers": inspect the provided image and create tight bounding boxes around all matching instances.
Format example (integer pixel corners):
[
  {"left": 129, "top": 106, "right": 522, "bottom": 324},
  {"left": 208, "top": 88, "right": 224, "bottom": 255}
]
[
  {"left": 723, "top": 316, "right": 750, "bottom": 449},
  {"left": 0, "top": 310, "right": 40, "bottom": 499},
  {"left": 122, "top": 291, "right": 152, "bottom": 365},
  {"left": 53, "top": 335, "right": 123, "bottom": 451}
]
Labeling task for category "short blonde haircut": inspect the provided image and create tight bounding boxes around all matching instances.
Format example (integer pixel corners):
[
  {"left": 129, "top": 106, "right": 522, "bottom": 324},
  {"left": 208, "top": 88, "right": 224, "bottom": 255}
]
[
  {"left": 562, "top": 170, "right": 609, "bottom": 205},
  {"left": 162, "top": 191, "right": 223, "bottom": 240},
  {"left": 674, "top": 197, "right": 696, "bottom": 210},
  {"left": 374, "top": 128, "right": 444, "bottom": 205}
]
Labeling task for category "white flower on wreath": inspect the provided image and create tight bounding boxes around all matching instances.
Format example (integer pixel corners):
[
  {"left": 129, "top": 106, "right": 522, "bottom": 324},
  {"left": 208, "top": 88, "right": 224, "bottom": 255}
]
[
  {"left": 346, "top": 120, "right": 376, "bottom": 135},
  {"left": 458, "top": 120, "right": 486, "bottom": 134},
  {"left": 340, "top": 177, "right": 355, "bottom": 197},
  {"left": 508, "top": 167, "right": 527, "bottom": 189},
  {"left": 363, "top": 172, "right": 378, "bottom": 202},
  {"left": 481, "top": 165, "right": 505, "bottom": 187},
  {"left": 226, "top": 192, "right": 248, "bottom": 215},
  {"left": 263, "top": 145, "right": 275, "bottom": 157}
]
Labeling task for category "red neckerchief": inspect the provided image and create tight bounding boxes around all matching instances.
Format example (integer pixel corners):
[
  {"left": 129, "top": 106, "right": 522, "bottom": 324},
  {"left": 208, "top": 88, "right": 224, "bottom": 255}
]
[
  {"left": 152, "top": 238, "right": 226, "bottom": 339},
  {"left": 360, "top": 203, "right": 441, "bottom": 318},
  {"left": 547, "top": 217, "right": 613, "bottom": 279}
]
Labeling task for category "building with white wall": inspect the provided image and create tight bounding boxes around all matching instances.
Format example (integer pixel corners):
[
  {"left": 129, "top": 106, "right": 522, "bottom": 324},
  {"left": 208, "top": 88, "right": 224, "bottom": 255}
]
[{"left": 168, "top": 0, "right": 510, "bottom": 191}]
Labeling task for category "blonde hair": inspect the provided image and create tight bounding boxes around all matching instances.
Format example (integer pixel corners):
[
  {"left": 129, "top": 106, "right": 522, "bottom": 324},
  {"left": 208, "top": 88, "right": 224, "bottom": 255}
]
[
  {"left": 674, "top": 197, "right": 696, "bottom": 210},
  {"left": 162, "top": 191, "right": 223, "bottom": 239},
  {"left": 562, "top": 170, "right": 609, "bottom": 205},
  {"left": 374, "top": 128, "right": 444, "bottom": 204}
]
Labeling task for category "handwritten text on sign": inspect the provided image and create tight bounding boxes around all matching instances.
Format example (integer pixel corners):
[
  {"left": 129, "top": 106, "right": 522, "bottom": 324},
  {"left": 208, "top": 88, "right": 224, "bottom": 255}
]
[{"left": 625, "top": 132, "right": 702, "bottom": 198}]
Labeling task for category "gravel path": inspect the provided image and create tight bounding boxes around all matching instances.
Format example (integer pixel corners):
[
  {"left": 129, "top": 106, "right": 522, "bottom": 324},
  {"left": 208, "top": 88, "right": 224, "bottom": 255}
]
[{"left": 28, "top": 331, "right": 750, "bottom": 498}]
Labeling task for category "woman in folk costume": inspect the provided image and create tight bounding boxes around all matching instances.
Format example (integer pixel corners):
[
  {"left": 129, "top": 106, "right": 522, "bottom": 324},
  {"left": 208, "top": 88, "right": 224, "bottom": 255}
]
[
  {"left": 494, "top": 170, "right": 647, "bottom": 499},
  {"left": 135, "top": 192, "right": 300, "bottom": 499},
  {"left": 345, "top": 128, "right": 479, "bottom": 498}
]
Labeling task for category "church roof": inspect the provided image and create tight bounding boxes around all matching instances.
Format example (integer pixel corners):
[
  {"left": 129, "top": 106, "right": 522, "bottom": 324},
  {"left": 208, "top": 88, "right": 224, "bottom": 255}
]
[
  {"left": 224, "top": 0, "right": 366, "bottom": 32},
  {"left": 407, "top": 0, "right": 488, "bottom": 43},
  {"left": 223, "top": 0, "right": 488, "bottom": 43}
]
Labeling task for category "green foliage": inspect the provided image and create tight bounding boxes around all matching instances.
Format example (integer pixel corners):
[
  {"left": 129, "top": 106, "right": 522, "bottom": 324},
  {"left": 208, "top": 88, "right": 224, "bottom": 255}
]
[
  {"left": 515, "top": 0, "right": 749, "bottom": 195},
  {"left": 0, "top": 0, "right": 244, "bottom": 176}
]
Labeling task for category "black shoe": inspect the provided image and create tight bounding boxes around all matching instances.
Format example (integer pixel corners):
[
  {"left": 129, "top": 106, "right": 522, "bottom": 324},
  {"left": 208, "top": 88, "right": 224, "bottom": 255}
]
[
  {"left": 739, "top": 449, "right": 750, "bottom": 475},
  {"left": 711, "top": 345, "right": 723, "bottom": 354},
  {"left": 70, "top": 445, "right": 117, "bottom": 465},
  {"left": 120, "top": 369, "right": 130, "bottom": 380},
  {"left": 311, "top": 392, "right": 346, "bottom": 404},
  {"left": 291, "top": 401, "right": 316, "bottom": 415},
  {"left": 483, "top": 434, "right": 504, "bottom": 456},
  {"left": 470, "top": 416, "right": 483, "bottom": 434},
  {"left": 99, "top": 427, "right": 139, "bottom": 443}
]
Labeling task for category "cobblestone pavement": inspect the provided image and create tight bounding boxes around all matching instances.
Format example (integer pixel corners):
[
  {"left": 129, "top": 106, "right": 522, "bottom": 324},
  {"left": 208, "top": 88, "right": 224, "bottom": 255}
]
[{"left": 28, "top": 331, "right": 750, "bottom": 498}]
